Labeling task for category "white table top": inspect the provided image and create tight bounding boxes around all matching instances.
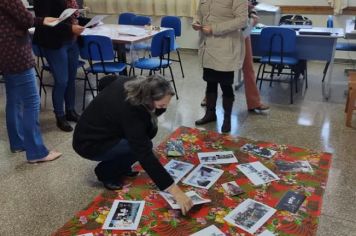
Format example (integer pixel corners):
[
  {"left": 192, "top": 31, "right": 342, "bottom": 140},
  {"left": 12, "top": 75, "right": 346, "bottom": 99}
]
[
  {"left": 81, "top": 24, "right": 169, "bottom": 44},
  {"left": 29, "top": 24, "right": 170, "bottom": 44}
]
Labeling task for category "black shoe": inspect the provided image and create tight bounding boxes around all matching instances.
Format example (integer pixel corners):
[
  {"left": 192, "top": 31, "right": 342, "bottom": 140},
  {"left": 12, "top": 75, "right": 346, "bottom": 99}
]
[
  {"left": 195, "top": 110, "right": 217, "bottom": 125},
  {"left": 66, "top": 110, "right": 80, "bottom": 122},
  {"left": 103, "top": 180, "right": 123, "bottom": 191},
  {"left": 56, "top": 116, "right": 73, "bottom": 132},
  {"left": 221, "top": 117, "right": 231, "bottom": 133}
]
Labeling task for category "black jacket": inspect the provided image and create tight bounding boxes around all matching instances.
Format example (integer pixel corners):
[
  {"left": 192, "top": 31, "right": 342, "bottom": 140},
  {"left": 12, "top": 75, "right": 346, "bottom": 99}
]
[
  {"left": 33, "top": 0, "right": 74, "bottom": 49},
  {"left": 73, "top": 78, "right": 174, "bottom": 191}
]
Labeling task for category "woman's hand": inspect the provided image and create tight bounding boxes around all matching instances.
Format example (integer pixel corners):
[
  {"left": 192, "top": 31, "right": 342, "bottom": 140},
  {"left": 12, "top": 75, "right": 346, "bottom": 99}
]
[
  {"left": 43, "top": 17, "right": 58, "bottom": 26},
  {"left": 202, "top": 25, "right": 212, "bottom": 35},
  {"left": 192, "top": 22, "right": 202, "bottom": 31},
  {"left": 72, "top": 24, "right": 85, "bottom": 36},
  {"left": 167, "top": 184, "right": 193, "bottom": 215},
  {"left": 250, "top": 13, "right": 260, "bottom": 27}
]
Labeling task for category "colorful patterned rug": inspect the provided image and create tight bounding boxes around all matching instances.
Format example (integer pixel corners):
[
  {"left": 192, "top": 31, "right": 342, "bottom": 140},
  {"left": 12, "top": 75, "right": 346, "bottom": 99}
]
[{"left": 53, "top": 126, "right": 332, "bottom": 236}]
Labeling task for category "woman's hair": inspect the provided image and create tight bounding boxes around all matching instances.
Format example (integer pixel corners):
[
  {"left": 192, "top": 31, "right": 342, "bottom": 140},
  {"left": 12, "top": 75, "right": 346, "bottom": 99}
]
[{"left": 124, "top": 75, "right": 175, "bottom": 107}]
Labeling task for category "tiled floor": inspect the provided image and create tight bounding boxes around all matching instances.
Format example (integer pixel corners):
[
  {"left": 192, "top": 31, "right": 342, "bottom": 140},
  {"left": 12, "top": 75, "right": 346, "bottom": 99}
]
[{"left": 0, "top": 51, "right": 356, "bottom": 236}]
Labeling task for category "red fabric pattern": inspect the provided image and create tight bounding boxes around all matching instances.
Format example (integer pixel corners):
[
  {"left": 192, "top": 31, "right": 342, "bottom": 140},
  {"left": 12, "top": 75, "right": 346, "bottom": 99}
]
[{"left": 53, "top": 127, "right": 332, "bottom": 236}]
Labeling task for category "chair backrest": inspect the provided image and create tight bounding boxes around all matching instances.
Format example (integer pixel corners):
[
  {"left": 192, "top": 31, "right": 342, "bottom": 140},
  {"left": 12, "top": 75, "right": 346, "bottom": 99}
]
[
  {"left": 259, "top": 27, "right": 296, "bottom": 58},
  {"left": 118, "top": 12, "right": 136, "bottom": 25},
  {"left": 131, "top": 15, "right": 151, "bottom": 26},
  {"left": 32, "top": 43, "right": 47, "bottom": 66},
  {"left": 32, "top": 43, "right": 42, "bottom": 57},
  {"left": 150, "top": 29, "right": 175, "bottom": 58},
  {"left": 79, "top": 35, "right": 115, "bottom": 61},
  {"left": 160, "top": 16, "right": 181, "bottom": 37}
]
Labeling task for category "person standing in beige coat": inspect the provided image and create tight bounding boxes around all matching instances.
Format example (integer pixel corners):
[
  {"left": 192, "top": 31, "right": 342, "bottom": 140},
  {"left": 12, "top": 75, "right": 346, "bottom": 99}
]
[{"left": 193, "top": 0, "right": 248, "bottom": 133}]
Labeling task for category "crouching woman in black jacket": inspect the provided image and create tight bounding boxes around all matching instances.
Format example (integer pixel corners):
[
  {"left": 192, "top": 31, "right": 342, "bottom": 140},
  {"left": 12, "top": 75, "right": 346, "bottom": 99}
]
[{"left": 73, "top": 75, "right": 193, "bottom": 215}]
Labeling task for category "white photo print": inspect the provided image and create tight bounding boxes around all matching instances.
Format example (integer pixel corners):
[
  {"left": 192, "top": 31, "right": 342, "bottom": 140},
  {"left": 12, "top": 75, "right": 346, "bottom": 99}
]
[
  {"left": 198, "top": 151, "right": 238, "bottom": 164},
  {"left": 183, "top": 164, "right": 224, "bottom": 189},
  {"left": 224, "top": 199, "right": 276, "bottom": 234},
  {"left": 190, "top": 225, "right": 226, "bottom": 236},
  {"left": 164, "top": 160, "right": 194, "bottom": 183},
  {"left": 102, "top": 200, "right": 145, "bottom": 230},
  {"left": 240, "top": 143, "right": 276, "bottom": 159},
  {"left": 237, "top": 161, "right": 279, "bottom": 186},
  {"left": 159, "top": 191, "right": 211, "bottom": 209}
]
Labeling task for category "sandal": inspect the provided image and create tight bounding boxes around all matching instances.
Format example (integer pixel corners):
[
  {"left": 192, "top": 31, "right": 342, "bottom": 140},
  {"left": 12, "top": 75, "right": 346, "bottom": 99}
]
[
  {"left": 248, "top": 104, "right": 270, "bottom": 112},
  {"left": 28, "top": 151, "right": 62, "bottom": 164}
]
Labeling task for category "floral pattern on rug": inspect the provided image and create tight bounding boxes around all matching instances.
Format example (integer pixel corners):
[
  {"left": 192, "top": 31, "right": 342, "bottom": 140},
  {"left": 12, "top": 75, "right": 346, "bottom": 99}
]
[{"left": 53, "top": 126, "right": 332, "bottom": 236}]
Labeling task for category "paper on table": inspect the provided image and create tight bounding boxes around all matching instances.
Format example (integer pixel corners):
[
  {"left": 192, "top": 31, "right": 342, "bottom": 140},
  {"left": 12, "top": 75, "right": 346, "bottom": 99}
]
[
  {"left": 47, "top": 8, "right": 78, "bottom": 27},
  {"left": 118, "top": 26, "right": 147, "bottom": 36},
  {"left": 84, "top": 15, "right": 108, "bottom": 28},
  {"left": 254, "top": 3, "right": 279, "bottom": 12}
]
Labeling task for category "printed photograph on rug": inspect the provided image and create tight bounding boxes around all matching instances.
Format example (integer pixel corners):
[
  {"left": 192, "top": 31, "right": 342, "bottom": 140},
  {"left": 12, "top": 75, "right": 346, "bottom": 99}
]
[
  {"left": 159, "top": 191, "right": 211, "bottom": 209},
  {"left": 222, "top": 181, "right": 244, "bottom": 196},
  {"left": 240, "top": 143, "right": 276, "bottom": 159},
  {"left": 102, "top": 200, "right": 145, "bottom": 230},
  {"left": 164, "top": 159, "right": 194, "bottom": 183},
  {"left": 190, "top": 224, "right": 226, "bottom": 236},
  {"left": 276, "top": 190, "right": 306, "bottom": 213},
  {"left": 166, "top": 139, "right": 185, "bottom": 156},
  {"left": 237, "top": 161, "right": 279, "bottom": 186},
  {"left": 275, "top": 160, "right": 313, "bottom": 173},
  {"left": 198, "top": 151, "right": 238, "bottom": 164},
  {"left": 187, "top": 191, "right": 211, "bottom": 205},
  {"left": 224, "top": 198, "right": 276, "bottom": 234},
  {"left": 258, "top": 229, "right": 276, "bottom": 236},
  {"left": 183, "top": 164, "right": 224, "bottom": 189}
]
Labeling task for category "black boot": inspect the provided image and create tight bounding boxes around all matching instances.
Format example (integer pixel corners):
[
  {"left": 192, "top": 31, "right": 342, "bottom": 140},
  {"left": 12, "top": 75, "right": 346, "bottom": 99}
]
[
  {"left": 66, "top": 110, "right": 80, "bottom": 122},
  {"left": 221, "top": 97, "right": 234, "bottom": 133},
  {"left": 56, "top": 116, "right": 73, "bottom": 132},
  {"left": 195, "top": 93, "right": 217, "bottom": 125},
  {"left": 95, "top": 164, "right": 124, "bottom": 191}
]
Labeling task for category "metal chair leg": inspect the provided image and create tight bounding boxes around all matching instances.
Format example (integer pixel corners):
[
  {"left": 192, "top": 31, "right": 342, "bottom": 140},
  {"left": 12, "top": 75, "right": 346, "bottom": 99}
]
[
  {"left": 168, "top": 66, "right": 179, "bottom": 100},
  {"left": 305, "top": 63, "right": 308, "bottom": 89},
  {"left": 176, "top": 49, "right": 185, "bottom": 78},
  {"left": 322, "top": 61, "right": 330, "bottom": 82},
  {"left": 290, "top": 75, "right": 294, "bottom": 104},
  {"left": 260, "top": 64, "right": 266, "bottom": 90}
]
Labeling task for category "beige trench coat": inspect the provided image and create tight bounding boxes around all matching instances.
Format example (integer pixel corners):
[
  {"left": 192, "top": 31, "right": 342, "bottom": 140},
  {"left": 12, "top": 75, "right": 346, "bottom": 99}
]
[{"left": 195, "top": 0, "right": 248, "bottom": 72}]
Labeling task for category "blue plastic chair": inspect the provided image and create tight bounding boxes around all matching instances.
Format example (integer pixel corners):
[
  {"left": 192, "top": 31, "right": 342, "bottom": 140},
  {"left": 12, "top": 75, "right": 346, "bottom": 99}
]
[
  {"left": 131, "top": 29, "right": 178, "bottom": 99},
  {"left": 118, "top": 12, "right": 136, "bottom": 25},
  {"left": 256, "top": 27, "right": 306, "bottom": 104},
  {"left": 32, "top": 43, "right": 86, "bottom": 99},
  {"left": 160, "top": 16, "right": 184, "bottom": 78},
  {"left": 116, "top": 13, "right": 137, "bottom": 62},
  {"left": 127, "top": 16, "right": 152, "bottom": 53},
  {"left": 131, "top": 15, "right": 151, "bottom": 26},
  {"left": 79, "top": 35, "right": 127, "bottom": 109},
  {"left": 32, "top": 44, "right": 52, "bottom": 98}
]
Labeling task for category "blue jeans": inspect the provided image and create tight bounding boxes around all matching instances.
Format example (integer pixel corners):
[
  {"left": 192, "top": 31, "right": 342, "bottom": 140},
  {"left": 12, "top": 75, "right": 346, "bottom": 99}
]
[
  {"left": 91, "top": 139, "right": 137, "bottom": 182},
  {"left": 4, "top": 68, "right": 49, "bottom": 160},
  {"left": 42, "top": 41, "right": 79, "bottom": 116}
]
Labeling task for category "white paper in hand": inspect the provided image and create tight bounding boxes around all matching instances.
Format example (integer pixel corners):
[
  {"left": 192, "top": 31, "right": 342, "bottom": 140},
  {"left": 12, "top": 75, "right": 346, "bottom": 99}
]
[
  {"left": 47, "top": 8, "right": 77, "bottom": 27},
  {"left": 84, "top": 15, "right": 108, "bottom": 28}
]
